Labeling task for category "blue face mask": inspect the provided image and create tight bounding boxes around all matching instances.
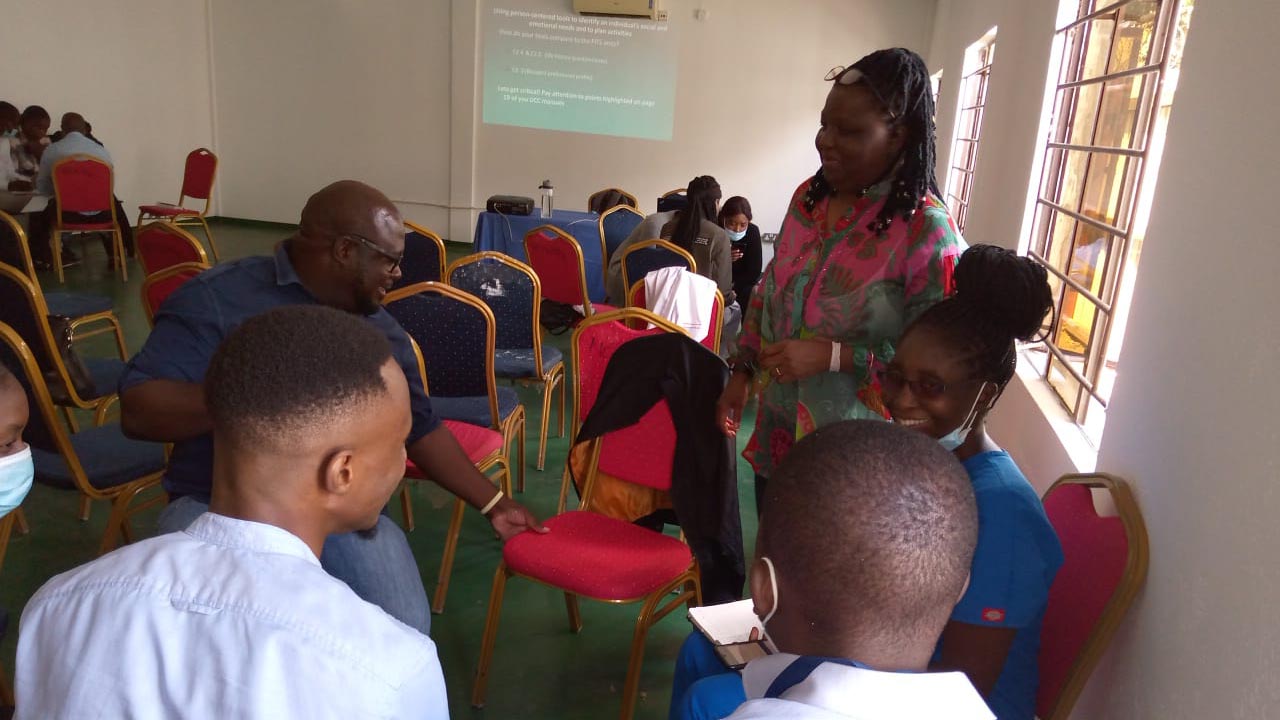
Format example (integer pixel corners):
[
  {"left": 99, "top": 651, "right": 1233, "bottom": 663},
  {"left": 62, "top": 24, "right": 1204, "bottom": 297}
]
[
  {"left": 0, "top": 445, "right": 34, "bottom": 518},
  {"left": 1, "top": 128, "right": 17, "bottom": 139},
  {"left": 725, "top": 227, "right": 748, "bottom": 242},
  {"left": 937, "top": 383, "right": 992, "bottom": 452}
]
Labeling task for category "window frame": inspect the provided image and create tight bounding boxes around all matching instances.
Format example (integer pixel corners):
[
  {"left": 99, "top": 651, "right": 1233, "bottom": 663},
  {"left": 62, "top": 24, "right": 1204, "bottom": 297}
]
[{"left": 946, "top": 33, "right": 997, "bottom": 232}]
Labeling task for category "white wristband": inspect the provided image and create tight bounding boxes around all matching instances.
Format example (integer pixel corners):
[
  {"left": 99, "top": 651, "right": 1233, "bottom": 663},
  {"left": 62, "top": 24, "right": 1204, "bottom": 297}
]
[
  {"left": 479, "top": 490, "right": 504, "bottom": 516},
  {"left": 829, "top": 341, "right": 842, "bottom": 373}
]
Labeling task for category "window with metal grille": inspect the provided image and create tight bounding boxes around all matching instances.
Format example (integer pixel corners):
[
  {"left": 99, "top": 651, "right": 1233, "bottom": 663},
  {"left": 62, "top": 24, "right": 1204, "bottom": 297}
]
[
  {"left": 1025, "top": 0, "right": 1194, "bottom": 439},
  {"left": 947, "top": 32, "right": 996, "bottom": 232}
]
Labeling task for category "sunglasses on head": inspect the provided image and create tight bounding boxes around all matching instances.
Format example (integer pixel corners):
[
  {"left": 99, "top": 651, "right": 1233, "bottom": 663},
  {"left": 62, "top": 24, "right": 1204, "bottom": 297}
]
[
  {"left": 876, "top": 367, "right": 982, "bottom": 401},
  {"left": 825, "top": 65, "right": 899, "bottom": 121}
]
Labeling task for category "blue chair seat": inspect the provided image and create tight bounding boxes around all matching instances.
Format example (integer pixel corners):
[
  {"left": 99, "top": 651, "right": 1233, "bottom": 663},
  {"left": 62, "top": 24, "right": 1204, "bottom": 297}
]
[
  {"left": 431, "top": 387, "right": 522, "bottom": 429},
  {"left": 44, "top": 291, "right": 114, "bottom": 318},
  {"left": 82, "top": 357, "right": 126, "bottom": 399},
  {"left": 32, "top": 425, "right": 166, "bottom": 491},
  {"left": 494, "top": 345, "right": 564, "bottom": 379}
]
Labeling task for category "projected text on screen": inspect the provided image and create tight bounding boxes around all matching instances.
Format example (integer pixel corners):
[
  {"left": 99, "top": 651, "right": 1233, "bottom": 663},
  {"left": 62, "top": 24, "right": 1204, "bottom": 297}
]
[{"left": 483, "top": 5, "right": 677, "bottom": 141}]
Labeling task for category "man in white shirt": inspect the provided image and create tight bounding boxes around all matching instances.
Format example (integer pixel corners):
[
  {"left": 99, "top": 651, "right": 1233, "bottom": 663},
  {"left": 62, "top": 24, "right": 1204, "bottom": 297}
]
[
  {"left": 29, "top": 112, "right": 134, "bottom": 268},
  {"left": 16, "top": 305, "right": 450, "bottom": 719},
  {"left": 726, "top": 421, "right": 993, "bottom": 720}
]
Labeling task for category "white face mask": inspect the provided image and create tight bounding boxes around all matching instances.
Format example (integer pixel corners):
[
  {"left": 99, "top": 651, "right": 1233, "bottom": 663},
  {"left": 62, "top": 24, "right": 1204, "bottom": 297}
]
[
  {"left": 937, "top": 382, "right": 993, "bottom": 452},
  {"left": 0, "top": 445, "right": 34, "bottom": 518},
  {"left": 725, "top": 227, "right": 748, "bottom": 242}
]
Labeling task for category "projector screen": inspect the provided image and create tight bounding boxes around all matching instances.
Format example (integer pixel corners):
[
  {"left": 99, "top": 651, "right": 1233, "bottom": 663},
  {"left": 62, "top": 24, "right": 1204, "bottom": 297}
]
[{"left": 482, "top": 2, "right": 678, "bottom": 141}]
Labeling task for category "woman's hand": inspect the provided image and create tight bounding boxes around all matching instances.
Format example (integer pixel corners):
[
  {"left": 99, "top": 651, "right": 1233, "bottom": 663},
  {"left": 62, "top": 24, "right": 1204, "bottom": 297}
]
[
  {"left": 731, "top": 247, "right": 744, "bottom": 261},
  {"left": 758, "top": 339, "right": 834, "bottom": 384},
  {"left": 717, "top": 371, "right": 751, "bottom": 437}
]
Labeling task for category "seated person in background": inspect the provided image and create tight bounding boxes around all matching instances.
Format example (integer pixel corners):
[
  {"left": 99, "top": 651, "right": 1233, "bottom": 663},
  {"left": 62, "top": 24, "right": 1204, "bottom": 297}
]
[
  {"left": 879, "top": 244, "right": 1063, "bottom": 720},
  {"left": 119, "top": 179, "right": 544, "bottom": 635},
  {"left": 686, "top": 420, "right": 991, "bottom": 719},
  {"left": 29, "top": 112, "right": 135, "bottom": 269},
  {"left": 717, "top": 196, "right": 762, "bottom": 311},
  {"left": 0, "top": 102, "right": 28, "bottom": 191},
  {"left": 16, "top": 306, "right": 449, "bottom": 719},
  {"left": 607, "top": 175, "right": 733, "bottom": 304},
  {"left": 10, "top": 105, "right": 49, "bottom": 191}
]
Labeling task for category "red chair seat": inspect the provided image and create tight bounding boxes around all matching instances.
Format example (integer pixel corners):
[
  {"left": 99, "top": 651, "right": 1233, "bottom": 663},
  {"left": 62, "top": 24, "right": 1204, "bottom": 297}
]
[
  {"left": 504, "top": 510, "right": 692, "bottom": 599},
  {"left": 404, "top": 420, "right": 503, "bottom": 479},
  {"left": 139, "top": 204, "right": 199, "bottom": 217},
  {"left": 60, "top": 220, "right": 116, "bottom": 231}
]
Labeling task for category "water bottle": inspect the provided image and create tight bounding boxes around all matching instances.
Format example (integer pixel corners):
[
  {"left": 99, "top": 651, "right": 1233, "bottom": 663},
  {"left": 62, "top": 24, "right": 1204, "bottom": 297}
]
[{"left": 539, "top": 179, "right": 554, "bottom": 219}]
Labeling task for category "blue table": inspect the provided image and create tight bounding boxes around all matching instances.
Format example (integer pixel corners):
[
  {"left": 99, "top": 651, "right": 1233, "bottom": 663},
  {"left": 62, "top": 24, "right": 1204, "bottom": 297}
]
[{"left": 472, "top": 209, "right": 605, "bottom": 303}]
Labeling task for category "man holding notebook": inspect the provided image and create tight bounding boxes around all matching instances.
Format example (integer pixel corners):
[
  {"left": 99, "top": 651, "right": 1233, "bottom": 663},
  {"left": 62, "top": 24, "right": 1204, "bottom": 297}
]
[{"left": 674, "top": 420, "right": 993, "bottom": 719}]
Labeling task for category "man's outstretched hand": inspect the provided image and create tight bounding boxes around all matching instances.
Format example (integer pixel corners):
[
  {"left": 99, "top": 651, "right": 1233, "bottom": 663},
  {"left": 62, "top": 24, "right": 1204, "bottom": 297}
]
[{"left": 486, "top": 496, "right": 549, "bottom": 541}]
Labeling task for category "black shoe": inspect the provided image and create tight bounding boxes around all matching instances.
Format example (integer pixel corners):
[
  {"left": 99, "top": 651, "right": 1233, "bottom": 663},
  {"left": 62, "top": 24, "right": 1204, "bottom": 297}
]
[
  {"left": 32, "top": 258, "right": 53, "bottom": 272},
  {"left": 60, "top": 248, "right": 81, "bottom": 267}
]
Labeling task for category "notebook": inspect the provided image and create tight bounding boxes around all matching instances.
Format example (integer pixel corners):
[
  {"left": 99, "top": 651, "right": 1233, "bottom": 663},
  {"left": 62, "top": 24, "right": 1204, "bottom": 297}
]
[{"left": 687, "top": 599, "right": 764, "bottom": 645}]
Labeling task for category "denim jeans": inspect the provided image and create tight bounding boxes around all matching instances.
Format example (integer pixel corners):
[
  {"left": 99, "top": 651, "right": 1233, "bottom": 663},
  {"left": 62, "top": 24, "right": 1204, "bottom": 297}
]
[
  {"left": 157, "top": 496, "right": 431, "bottom": 635},
  {"left": 668, "top": 631, "right": 748, "bottom": 720}
]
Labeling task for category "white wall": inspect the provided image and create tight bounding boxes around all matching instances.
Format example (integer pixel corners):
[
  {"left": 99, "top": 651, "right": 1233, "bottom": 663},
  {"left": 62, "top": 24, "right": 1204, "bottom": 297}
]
[
  {"left": 469, "top": 0, "right": 940, "bottom": 236},
  {"left": 0, "top": 0, "right": 215, "bottom": 215},
  {"left": 208, "top": 0, "right": 454, "bottom": 231},
  {"left": 930, "top": 0, "right": 1280, "bottom": 716}
]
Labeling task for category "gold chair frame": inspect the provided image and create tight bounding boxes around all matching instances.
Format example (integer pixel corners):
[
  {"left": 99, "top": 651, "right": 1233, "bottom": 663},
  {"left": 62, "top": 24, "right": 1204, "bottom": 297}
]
[
  {"left": 136, "top": 147, "right": 220, "bottom": 260},
  {"left": 598, "top": 204, "right": 646, "bottom": 287},
  {"left": 140, "top": 262, "right": 211, "bottom": 327},
  {"left": 617, "top": 239, "right": 696, "bottom": 299},
  {"left": 51, "top": 155, "right": 128, "bottom": 283},
  {"left": 403, "top": 220, "right": 447, "bottom": 282},
  {"left": 626, "top": 280, "right": 724, "bottom": 354},
  {"left": 135, "top": 221, "right": 210, "bottom": 275},
  {"left": 523, "top": 224, "right": 599, "bottom": 316}
]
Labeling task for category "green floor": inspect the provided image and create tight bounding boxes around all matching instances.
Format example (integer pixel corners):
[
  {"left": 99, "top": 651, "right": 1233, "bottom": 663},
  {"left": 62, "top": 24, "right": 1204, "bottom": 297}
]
[{"left": 1, "top": 219, "right": 761, "bottom": 719}]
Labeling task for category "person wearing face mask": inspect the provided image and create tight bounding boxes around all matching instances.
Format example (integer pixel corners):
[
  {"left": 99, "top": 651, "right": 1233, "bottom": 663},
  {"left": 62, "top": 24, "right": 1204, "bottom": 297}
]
[
  {"left": 717, "top": 196, "right": 762, "bottom": 312},
  {"left": 878, "top": 244, "right": 1063, "bottom": 720},
  {"left": 671, "top": 420, "right": 992, "bottom": 720},
  {"left": 0, "top": 361, "right": 33, "bottom": 714},
  {"left": 718, "top": 49, "right": 964, "bottom": 518}
]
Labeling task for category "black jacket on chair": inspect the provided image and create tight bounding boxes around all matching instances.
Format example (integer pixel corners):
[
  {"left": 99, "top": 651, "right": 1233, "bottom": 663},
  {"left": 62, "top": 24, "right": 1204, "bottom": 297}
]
[{"left": 575, "top": 332, "right": 745, "bottom": 604}]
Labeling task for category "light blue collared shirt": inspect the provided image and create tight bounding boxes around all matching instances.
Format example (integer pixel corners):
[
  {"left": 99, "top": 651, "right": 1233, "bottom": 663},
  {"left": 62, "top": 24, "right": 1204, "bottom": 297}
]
[
  {"left": 16, "top": 512, "right": 449, "bottom": 719},
  {"left": 35, "top": 131, "right": 112, "bottom": 195}
]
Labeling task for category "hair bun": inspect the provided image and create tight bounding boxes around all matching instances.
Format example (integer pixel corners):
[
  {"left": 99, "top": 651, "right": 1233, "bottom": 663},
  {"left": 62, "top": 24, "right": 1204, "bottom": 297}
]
[{"left": 952, "top": 244, "right": 1053, "bottom": 342}]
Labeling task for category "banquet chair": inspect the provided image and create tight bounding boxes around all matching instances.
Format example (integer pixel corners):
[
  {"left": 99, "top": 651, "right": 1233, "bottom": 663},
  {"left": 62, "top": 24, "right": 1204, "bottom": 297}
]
[
  {"left": 136, "top": 147, "right": 220, "bottom": 260},
  {"left": 524, "top": 224, "right": 606, "bottom": 317},
  {"left": 0, "top": 322, "right": 167, "bottom": 555},
  {"left": 385, "top": 282, "right": 527, "bottom": 493},
  {"left": 618, "top": 239, "right": 696, "bottom": 297},
  {"left": 627, "top": 280, "right": 724, "bottom": 354},
  {"left": 1037, "top": 473, "right": 1150, "bottom": 720},
  {"left": 447, "top": 252, "right": 566, "bottom": 473},
  {"left": 598, "top": 205, "right": 645, "bottom": 275},
  {"left": 136, "top": 221, "right": 210, "bottom": 276},
  {"left": 392, "top": 221, "right": 447, "bottom": 290},
  {"left": 657, "top": 187, "right": 687, "bottom": 213},
  {"left": 472, "top": 329, "right": 700, "bottom": 720},
  {"left": 0, "top": 263, "right": 126, "bottom": 419},
  {"left": 560, "top": 308, "right": 687, "bottom": 512},
  {"left": 397, "top": 335, "right": 512, "bottom": 614},
  {"left": 51, "top": 155, "right": 129, "bottom": 282},
  {"left": 141, "top": 262, "right": 209, "bottom": 327},
  {"left": 587, "top": 187, "right": 639, "bottom": 214},
  {"left": 0, "top": 210, "right": 126, "bottom": 358}
]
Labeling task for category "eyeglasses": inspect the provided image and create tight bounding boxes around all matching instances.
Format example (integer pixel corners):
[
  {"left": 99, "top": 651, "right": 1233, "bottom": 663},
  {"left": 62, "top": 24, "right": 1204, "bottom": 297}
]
[
  {"left": 876, "top": 367, "right": 981, "bottom": 402},
  {"left": 342, "top": 234, "right": 403, "bottom": 273},
  {"left": 824, "top": 65, "right": 899, "bottom": 121}
]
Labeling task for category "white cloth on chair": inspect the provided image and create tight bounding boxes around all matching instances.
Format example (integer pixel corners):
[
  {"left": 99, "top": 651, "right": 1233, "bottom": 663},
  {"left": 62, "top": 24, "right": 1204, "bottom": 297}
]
[{"left": 643, "top": 266, "right": 716, "bottom": 339}]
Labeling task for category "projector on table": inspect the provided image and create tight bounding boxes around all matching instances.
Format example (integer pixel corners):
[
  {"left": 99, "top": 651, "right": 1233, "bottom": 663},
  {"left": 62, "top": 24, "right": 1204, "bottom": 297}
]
[{"left": 486, "top": 195, "right": 535, "bottom": 215}]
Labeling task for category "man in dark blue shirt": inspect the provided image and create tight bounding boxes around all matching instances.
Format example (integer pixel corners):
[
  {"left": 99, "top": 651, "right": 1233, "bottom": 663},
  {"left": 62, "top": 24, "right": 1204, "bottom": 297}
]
[{"left": 119, "top": 180, "right": 544, "bottom": 633}]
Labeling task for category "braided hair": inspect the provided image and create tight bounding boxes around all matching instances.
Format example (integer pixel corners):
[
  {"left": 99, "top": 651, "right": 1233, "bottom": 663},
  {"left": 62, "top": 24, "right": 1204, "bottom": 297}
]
[
  {"left": 909, "top": 245, "right": 1053, "bottom": 393},
  {"left": 669, "top": 175, "right": 722, "bottom": 254},
  {"left": 804, "top": 48, "right": 939, "bottom": 235}
]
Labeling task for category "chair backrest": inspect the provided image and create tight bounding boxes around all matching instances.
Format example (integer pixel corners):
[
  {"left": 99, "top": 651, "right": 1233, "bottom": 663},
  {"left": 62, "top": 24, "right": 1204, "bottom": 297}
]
[
  {"left": 0, "top": 263, "right": 61, "bottom": 381},
  {"left": 587, "top": 187, "right": 639, "bottom": 214},
  {"left": 179, "top": 148, "right": 218, "bottom": 205},
  {"left": 141, "top": 262, "right": 208, "bottom": 327},
  {"left": 656, "top": 187, "right": 687, "bottom": 213},
  {"left": 523, "top": 224, "right": 593, "bottom": 315},
  {"left": 570, "top": 309, "right": 687, "bottom": 489},
  {"left": 446, "top": 252, "right": 540, "bottom": 356},
  {"left": 136, "top": 222, "right": 210, "bottom": 275},
  {"left": 626, "top": 281, "right": 723, "bottom": 354},
  {"left": 0, "top": 322, "right": 80, "bottom": 476},
  {"left": 619, "top": 239, "right": 696, "bottom": 295},
  {"left": 52, "top": 155, "right": 114, "bottom": 218},
  {"left": 385, "top": 282, "right": 500, "bottom": 429},
  {"left": 1037, "top": 473, "right": 1150, "bottom": 720},
  {"left": 393, "top": 221, "right": 447, "bottom": 290},
  {"left": 598, "top": 205, "right": 645, "bottom": 268},
  {"left": 0, "top": 211, "right": 38, "bottom": 281}
]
